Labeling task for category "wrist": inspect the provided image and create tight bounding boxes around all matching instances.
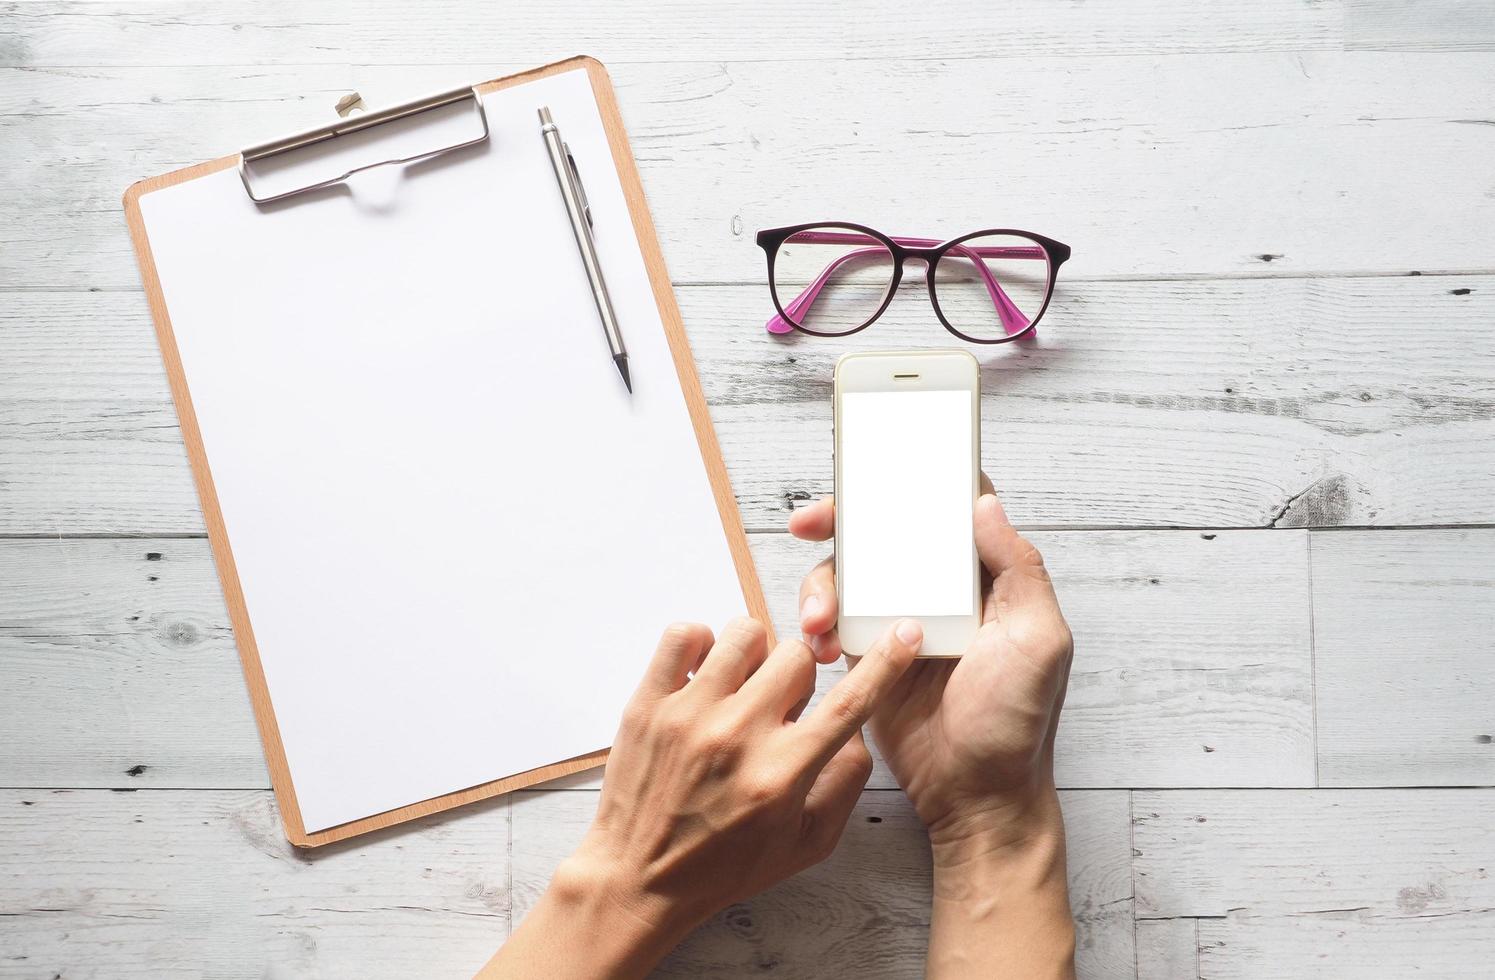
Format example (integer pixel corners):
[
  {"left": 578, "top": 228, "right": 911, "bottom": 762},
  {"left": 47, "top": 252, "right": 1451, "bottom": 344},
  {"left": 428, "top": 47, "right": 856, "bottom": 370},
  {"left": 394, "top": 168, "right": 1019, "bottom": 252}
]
[
  {"left": 926, "top": 787, "right": 1075, "bottom": 979},
  {"left": 557, "top": 842, "right": 698, "bottom": 944},
  {"left": 925, "top": 777, "right": 1065, "bottom": 865},
  {"left": 510, "top": 846, "right": 694, "bottom": 980}
]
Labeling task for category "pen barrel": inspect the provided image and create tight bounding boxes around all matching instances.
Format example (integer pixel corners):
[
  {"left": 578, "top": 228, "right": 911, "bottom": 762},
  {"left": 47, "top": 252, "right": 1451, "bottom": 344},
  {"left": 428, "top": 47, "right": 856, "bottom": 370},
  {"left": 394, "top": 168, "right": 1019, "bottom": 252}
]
[{"left": 541, "top": 122, "right": 628, "bottom": 360}]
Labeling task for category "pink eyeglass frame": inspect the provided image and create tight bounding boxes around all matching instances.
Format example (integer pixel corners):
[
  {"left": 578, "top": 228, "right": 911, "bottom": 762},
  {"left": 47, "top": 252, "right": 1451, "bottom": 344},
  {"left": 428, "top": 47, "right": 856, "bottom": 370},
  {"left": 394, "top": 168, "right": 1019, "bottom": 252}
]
[{"left": 756, "top": 222, "right": 1071, "bottom": 344}]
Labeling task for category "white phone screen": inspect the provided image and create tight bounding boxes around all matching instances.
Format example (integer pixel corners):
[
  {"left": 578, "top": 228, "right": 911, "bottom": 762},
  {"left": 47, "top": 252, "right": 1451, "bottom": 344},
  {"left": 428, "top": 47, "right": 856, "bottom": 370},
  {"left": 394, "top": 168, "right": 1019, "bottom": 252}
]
[{"left": 839, "top": 388, "right": 975, "bottom": 618}]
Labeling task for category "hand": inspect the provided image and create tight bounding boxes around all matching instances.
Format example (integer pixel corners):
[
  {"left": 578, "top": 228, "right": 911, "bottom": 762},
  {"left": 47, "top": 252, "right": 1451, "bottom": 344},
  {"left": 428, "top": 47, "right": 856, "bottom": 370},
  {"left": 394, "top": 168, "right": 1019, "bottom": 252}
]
[
  {"left": 792, "top": 486, "right": 1077, "bottom": 977},
  {"left": 484, "top": 616, "right": 923, "bottom": 979},
  {"left": 789, "top": 484, "right": 1073, "bottom": 849}
]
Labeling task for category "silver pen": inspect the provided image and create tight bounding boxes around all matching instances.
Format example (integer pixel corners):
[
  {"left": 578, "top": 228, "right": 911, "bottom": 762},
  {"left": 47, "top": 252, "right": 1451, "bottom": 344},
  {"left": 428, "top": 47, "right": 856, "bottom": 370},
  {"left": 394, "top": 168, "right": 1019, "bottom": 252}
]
[{"left": 538, "top": 106, "right": 631, "bottom": 393}]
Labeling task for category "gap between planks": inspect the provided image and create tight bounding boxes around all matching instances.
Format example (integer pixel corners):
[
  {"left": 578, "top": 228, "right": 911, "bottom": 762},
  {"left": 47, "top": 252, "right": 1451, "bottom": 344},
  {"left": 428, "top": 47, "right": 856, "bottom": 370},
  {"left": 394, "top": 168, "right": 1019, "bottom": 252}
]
[
  {"left": 3, "top": 269, "right": 1495, "bottom": 295},
  {"left": 4, "top": 524, "right": 1495, "bottom": 541}
]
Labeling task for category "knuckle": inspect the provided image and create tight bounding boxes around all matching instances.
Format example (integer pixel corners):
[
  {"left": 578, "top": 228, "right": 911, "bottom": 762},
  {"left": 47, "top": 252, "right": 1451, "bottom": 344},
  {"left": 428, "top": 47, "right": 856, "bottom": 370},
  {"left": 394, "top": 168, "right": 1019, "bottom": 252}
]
[
  {"left": 729, "top": 616, "right": 769, "bottom": 645},
  {"left": 656, "top": 705, "right": 693, "bottom": 741},
  {"left": 694, "top": 718, "right": 742, "bottom": 761},
  {"left": 742, "top": 766, "right": 791, "bottom": 806},
  {"left": 777, "top": 637, "right": 815, "bottom": 668},
  {"left": 661, "top": 621, "right": 705, "bottom": 646},
  {"left": 827, "top": 689, "right": 869, "bottom": 730},
  {"left": 1019, "top": 539, "right": 1048, "bottom": 570},
  {"left": 618, "top": 700, "right": 652, "bottom": 739}
]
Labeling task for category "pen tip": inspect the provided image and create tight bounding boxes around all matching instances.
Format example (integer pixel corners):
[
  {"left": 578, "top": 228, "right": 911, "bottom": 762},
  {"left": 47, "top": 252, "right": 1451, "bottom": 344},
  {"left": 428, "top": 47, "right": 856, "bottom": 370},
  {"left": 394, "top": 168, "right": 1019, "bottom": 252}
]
[{"left": 616, "top": 354, "right": 632, "bottom": 394}]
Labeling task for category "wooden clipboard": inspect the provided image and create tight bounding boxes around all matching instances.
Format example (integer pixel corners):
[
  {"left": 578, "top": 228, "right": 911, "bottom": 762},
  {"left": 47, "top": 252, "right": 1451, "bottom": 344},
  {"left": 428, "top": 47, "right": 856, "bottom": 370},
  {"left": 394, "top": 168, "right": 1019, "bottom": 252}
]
[{"left": 122, "top": 57, "right": 769, "bottom": 847}]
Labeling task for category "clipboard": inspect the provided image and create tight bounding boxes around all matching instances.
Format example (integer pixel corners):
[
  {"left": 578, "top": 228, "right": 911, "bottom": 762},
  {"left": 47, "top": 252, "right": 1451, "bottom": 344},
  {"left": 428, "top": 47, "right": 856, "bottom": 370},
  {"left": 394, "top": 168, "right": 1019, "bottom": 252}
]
[{"left": 122, "top": 57, "right": 770, "bottom": 847}]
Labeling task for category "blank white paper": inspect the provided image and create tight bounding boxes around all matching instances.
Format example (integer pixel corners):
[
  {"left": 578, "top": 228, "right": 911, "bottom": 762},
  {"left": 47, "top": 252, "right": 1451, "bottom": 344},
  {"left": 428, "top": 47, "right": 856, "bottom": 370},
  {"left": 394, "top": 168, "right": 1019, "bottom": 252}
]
[
  {"left": 839, "top": 390, "right": 975, "bottom": 618},
  {"left": 138, "top": 69, "right": 747, "bottom": 833}
]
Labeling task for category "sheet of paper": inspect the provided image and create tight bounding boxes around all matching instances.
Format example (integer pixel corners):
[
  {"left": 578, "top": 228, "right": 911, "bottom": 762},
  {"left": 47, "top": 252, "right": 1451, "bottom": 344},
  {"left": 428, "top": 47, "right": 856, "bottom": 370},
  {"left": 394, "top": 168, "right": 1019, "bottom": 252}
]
[
  {"left": 139, "top": 69, "right": 747, "bottom": 833},
  {"left": 838, "top": 390, "right": 975, "bottom": 618}
]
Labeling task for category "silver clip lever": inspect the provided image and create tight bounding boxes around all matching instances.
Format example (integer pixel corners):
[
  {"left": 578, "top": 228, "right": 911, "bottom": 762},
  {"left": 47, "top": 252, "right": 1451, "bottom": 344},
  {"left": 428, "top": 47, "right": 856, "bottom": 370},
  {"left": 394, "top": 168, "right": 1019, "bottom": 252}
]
[{"left": 238, "top": 85, "right": 490, "bottom": 205}]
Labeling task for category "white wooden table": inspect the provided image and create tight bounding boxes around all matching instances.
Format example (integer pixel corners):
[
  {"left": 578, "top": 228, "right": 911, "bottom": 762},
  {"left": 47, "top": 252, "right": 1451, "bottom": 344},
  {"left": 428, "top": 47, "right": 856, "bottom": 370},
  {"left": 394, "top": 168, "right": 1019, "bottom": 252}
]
[{"left": 3, "top": 2, "right": 1494, "bottom": 977}]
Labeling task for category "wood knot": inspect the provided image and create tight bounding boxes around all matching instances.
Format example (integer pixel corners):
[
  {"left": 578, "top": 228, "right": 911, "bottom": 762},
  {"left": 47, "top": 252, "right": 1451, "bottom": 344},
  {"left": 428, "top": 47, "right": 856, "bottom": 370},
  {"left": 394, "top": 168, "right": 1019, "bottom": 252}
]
[{"left": 163, "top": 622, "right": 200, "bottom": 647}]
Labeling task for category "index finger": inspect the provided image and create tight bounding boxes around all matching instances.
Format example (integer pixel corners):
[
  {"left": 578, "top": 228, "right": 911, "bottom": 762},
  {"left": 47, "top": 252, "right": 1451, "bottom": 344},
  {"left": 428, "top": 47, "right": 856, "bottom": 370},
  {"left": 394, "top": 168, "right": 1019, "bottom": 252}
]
[{"left": 792, "top": 619, "right": 922, "bottom": 772}]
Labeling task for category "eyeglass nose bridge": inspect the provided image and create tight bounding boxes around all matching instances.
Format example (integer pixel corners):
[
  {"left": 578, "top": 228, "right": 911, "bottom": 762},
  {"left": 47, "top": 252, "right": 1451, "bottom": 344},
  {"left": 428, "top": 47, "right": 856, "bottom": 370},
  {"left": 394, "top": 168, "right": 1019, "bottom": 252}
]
[
  {"left": 892, "top": 248, "right": 949, "bottom": 300},
  {"left": 894, "top": 244, "right": 945, "bottom": 268}
]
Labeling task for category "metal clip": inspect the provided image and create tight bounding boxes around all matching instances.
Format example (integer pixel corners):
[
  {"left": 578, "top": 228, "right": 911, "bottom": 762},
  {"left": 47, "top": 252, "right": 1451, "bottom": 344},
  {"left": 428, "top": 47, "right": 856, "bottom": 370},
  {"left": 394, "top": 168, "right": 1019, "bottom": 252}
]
[
  {"left": 238, "top": 85, "right": 490, "bottom": 205},
  {"left": 563, "top": 143, "right": 592, "bottom": 227}
]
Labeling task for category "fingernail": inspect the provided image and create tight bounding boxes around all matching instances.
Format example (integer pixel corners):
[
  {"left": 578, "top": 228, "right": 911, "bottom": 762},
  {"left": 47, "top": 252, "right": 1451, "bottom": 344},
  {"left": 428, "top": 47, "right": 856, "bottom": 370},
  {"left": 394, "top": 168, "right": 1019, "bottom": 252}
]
[
  {"left": 979, "top": 493, "right": 1010, "bottom": 526},
  {"left": 801, "top": 594, "right": 821, "bottom": 622},
  {"left": 894, "top": 618, "right": 923, "bottom": 647}
]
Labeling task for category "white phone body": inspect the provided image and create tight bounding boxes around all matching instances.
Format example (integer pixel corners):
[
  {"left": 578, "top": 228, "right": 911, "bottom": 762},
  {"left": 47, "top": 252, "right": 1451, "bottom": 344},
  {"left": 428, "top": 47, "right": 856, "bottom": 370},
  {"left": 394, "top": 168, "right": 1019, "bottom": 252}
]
[{"left": 834, "top": 349, "right": 982, "bottom": 659}]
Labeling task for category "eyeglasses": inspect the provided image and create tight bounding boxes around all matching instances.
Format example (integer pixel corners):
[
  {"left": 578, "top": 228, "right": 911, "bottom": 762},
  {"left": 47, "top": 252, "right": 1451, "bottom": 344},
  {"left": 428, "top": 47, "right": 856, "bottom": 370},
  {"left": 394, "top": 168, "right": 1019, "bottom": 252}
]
[{"left": 756, "top": 222, "right": 1071, "bottom": 344}]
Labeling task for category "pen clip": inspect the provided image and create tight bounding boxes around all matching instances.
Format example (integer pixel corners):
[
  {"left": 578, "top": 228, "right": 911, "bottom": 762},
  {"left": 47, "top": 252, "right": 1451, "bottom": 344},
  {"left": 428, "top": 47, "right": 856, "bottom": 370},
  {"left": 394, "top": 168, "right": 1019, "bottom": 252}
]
[{"left": 563, "top": 142, "right": 593, "bottom": 228}]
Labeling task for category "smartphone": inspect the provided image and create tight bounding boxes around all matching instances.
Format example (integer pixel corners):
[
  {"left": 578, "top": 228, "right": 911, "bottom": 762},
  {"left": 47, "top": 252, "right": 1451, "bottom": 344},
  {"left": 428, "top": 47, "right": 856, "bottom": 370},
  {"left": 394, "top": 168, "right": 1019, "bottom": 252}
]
[{"left": 833, "top": 349, "right": 982, "bottom": 659}]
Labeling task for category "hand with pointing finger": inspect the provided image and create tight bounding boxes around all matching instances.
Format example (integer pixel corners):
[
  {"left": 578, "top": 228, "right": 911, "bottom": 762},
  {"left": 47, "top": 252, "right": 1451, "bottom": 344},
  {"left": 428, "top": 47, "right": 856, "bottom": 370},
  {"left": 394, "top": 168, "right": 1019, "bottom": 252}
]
[{"left": 482, "top": 616, "right": 923, "bottom": 979}]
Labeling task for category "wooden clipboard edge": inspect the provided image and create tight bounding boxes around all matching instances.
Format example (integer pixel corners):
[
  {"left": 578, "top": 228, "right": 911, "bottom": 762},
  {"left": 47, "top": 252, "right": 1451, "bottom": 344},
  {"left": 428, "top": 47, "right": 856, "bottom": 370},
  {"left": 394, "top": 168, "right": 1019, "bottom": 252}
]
[
  {"left": 565, "top": 57, "right": 775, "bottom": 639},
  {"left": 121, "top": 56, "right": 769, "bottom": 848}
]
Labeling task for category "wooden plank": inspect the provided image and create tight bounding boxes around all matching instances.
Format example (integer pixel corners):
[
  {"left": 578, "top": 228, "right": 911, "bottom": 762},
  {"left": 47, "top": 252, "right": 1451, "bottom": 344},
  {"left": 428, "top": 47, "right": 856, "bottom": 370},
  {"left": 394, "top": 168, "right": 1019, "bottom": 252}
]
[
  {"left": 1135, "top": 918, "right": 1198, "bottom": 980},
  {"left": 1196, "top": 915, "right": 1495, "bottom": 980},
  {"left": 6, "top": 53, "right": 1495, "bottom": 289},
  {"left": 6, "top": 275, "right": 1494, "bottom": 534},
  {"left": 1348, "top": 0, "right": 1495, "bottom": 51},
  {"left": 1311, "top": 529, "right": 1495, "bottom": 787},
  {"left": 681, "top": 275, "right": 1495, "bottom": 531},
  {"left": 0, "top": 537, "right": 259, "bottom": 788},
  {"left": 0, "top": 290, "right": 205, "bottom": 536},
  {"left": 510, "top": 788, "right": 1134, "bottom": 979},
  {"left": 1133, "top": 789, "right": 1495, "bottom": 979},
  {"left": 0, "top": 788, "right": 508, "bottom": 978},
  {"left": 1066, "top": 791, "right": 1139, "bottom": 979},
  {"left": 1134, "top": 789, "right": 1495, "bottom": 917},
  {"left": 0, "top": 530, "right": 1313, "bottom": 792},
  {"left": 0, "top": 0, "right": 1346, "bottom": 68}
]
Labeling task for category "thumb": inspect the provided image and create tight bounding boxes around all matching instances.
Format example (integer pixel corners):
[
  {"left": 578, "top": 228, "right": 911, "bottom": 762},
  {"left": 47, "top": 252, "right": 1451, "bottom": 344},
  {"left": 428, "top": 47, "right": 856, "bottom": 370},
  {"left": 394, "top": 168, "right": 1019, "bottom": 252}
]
[{"left": 975, "top": 494, "right": 1061, "bottom": 610}]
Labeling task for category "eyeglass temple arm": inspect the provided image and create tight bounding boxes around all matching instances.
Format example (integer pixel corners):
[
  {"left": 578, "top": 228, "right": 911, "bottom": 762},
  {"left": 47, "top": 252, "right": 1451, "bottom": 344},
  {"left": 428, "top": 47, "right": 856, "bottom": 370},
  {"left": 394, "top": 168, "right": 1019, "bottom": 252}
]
[
  {"left": 765, "top": 232, "right": 1038, "bottom": 336},
  {"left": 767, "top": 247, "right": 892, "bottom": 334}
]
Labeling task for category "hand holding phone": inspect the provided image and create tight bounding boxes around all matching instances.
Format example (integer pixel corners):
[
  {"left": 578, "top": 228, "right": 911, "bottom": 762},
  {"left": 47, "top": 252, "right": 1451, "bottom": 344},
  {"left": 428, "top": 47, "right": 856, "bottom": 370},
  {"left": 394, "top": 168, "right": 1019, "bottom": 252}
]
[{"left": 790, "top": 487, "right": 1077, "bottom": 976}]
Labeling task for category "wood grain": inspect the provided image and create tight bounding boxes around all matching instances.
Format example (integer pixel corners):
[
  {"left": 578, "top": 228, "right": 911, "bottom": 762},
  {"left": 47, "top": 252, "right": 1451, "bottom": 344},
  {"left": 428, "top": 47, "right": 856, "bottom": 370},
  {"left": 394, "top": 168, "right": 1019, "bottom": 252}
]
[
  {"left": 1133, "top": 789, "right": 1495, "bottom": 978},
  {"left": 1311, "top": 529, "right": 1495, "bottom": 786},
  {"left": 509, "top": 789, "right": 1135, "bottom": 979},
  {"left": 5, "top": 274, "right": 1494, "bottom": 534},
  {"left": 0, "top": 788, "right": 509, "bottom": 979},
  {"left": 1348, "top": 0, "right": 1495, "bottom": 51},
  {"left": 1135, "top": 918, "right": 1199, "bottom": 980},
  {"left": 0, "top": 529, "right": 1314, "bottom": 791},
  {"left": 1195, "top": 915, "right": 1495, "bottom": 980},
  {"left": 0, "top": 537, "right": 261, "bottom": 789},
  {"left": 682, "top": 276, "right": 1495, "bottom": 530},
  {"left": 0, "top": 0, "right": 1348, "bottom": 68},
  {"left": 6, "top": 53, "right": 1495, "bottom": 289}
]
